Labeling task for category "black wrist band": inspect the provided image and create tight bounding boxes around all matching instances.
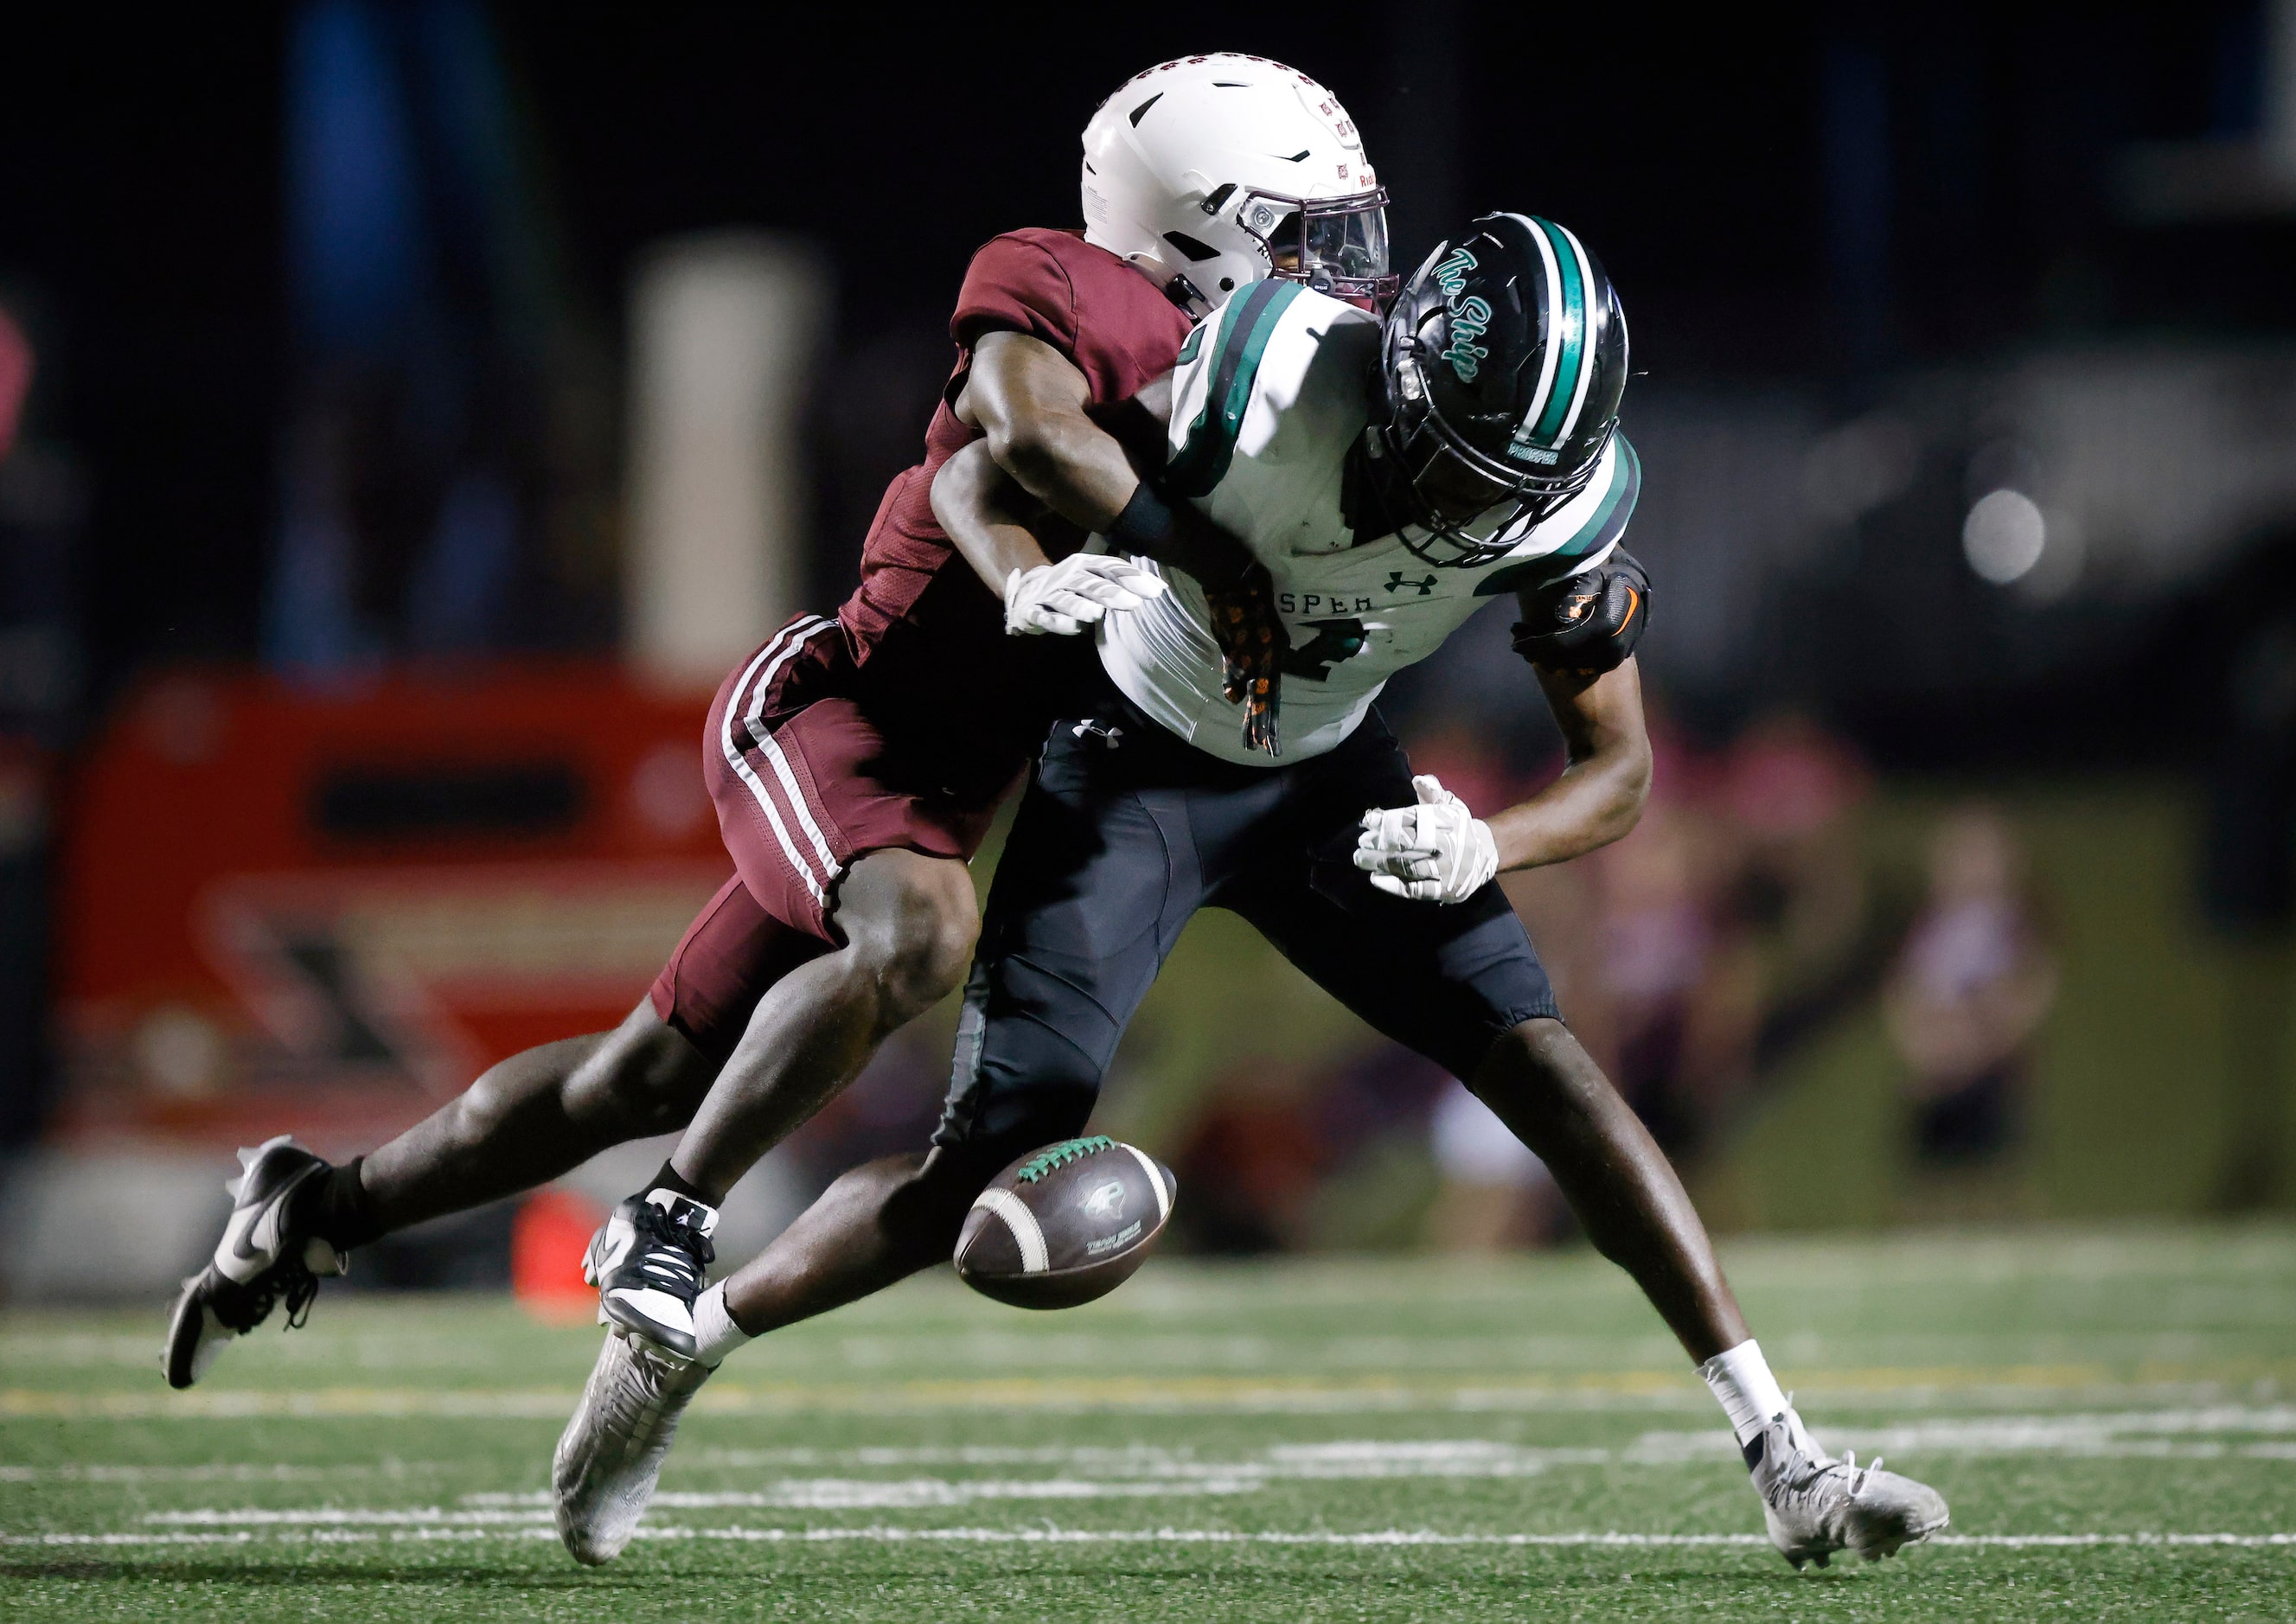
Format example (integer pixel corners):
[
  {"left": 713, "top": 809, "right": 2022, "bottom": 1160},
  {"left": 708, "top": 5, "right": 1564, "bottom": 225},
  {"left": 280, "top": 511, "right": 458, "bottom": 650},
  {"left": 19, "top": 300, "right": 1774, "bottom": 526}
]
[{"left": 1106, "top": 483, "right": 1177, "bottom": 553}]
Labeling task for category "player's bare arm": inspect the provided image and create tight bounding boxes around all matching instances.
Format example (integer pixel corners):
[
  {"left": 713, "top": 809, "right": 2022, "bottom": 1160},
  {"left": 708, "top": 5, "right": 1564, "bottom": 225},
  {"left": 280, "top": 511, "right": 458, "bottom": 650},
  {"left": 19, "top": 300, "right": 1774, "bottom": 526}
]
[
  {"left": 1488, "top": 657, "right": 1653, "bottom": 869},
  {"left": 935, "top": 379, "right": 1258, "bottom": 649},
  {"left": 931, "top": 437, "right": 1056, "bottom": 584},
  {"left": 957, "top": 330, "right": 1143, "bottom": 533},
  {"left": 1351, "top": 661, "right": 1650, "bottom": 905},
  {"left": 1354, "top": 563, "right": 1655, "bottom": 904},
  {"left": 948, "top": 355, "right": 1249, "bottom": 608},
  {"left": 928, "top": 438, "right": 1162, "bottom": 637}
]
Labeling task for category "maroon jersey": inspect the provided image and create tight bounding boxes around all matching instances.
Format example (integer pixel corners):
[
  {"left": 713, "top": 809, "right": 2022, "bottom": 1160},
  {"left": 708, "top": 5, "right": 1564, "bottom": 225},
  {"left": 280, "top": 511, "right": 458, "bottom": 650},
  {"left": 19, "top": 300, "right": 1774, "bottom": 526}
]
[
  {"left": 828, "top": 228, "right": 1192, "bottom": 762},
  {"left": 652, "top": 235, "right": 1189, "bottom": 1035}
]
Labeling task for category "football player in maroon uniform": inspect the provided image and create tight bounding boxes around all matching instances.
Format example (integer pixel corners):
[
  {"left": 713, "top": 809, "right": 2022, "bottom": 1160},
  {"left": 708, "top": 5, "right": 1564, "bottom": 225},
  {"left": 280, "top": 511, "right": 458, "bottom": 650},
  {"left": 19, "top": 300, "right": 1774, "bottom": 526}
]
[{"left": 164, "top": 56, "right": 1397, "bottom": 1432}]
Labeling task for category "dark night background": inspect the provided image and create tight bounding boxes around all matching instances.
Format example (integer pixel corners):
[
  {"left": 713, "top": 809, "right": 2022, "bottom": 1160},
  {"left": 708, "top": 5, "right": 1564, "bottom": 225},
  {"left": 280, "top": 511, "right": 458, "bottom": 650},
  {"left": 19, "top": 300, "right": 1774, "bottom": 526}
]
[{"left": 4, "top": 3, "right": 2290, "bottom": 736}]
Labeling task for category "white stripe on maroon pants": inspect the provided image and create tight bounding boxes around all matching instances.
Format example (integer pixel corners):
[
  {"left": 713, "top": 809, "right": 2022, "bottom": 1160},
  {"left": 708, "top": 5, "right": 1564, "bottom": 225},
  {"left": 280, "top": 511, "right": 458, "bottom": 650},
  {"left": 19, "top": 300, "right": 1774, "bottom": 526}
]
[
  {"left": 719, "top": 617, "right": 837, "bottom": 906},
  {"left": 743, "top": 621, "right": 843, "bottom": 884}
]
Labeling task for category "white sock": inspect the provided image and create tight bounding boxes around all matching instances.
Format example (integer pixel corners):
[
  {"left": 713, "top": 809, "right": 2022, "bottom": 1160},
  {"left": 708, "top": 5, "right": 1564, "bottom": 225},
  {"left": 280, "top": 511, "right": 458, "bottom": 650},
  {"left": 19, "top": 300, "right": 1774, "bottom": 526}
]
[
  {"left": 1698, "top": 1339, "right": 1790, "bottom": 1446},
  {"left": 690, "top": 1283, "right": 754, "bottom": 1368}
]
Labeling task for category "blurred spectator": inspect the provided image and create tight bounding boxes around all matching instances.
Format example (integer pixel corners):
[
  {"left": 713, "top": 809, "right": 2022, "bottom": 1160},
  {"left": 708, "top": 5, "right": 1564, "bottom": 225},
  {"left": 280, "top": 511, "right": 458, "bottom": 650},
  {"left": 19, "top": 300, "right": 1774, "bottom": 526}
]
[
  {"left": 1165, "top": 1061, "right": 1335, "bottom": 1256},
  {"left": 1717, "top": 712, "right": 1872, "bottom": 989},
  {"left": 1711, "top": 709, "right": 1920, "bottom": 1098},
  {"left": 0, "top": 296, "right": 61, "bottom": 1151},
  {"left": 1423, "top": 1081, "right": 1556, "bottom": 1251},
  {"left": 2198, "top": 535, "right": 2296, "bottom": 1210},
  {"left": 1580, "top": 802, "right": 1759, "bottom": 1160},
  {"left": 0, "top": 305, "right": 28, "bottom": 464},
  {"left": 1882, "top": 805, "right": 2058, "bottom": 1168}
]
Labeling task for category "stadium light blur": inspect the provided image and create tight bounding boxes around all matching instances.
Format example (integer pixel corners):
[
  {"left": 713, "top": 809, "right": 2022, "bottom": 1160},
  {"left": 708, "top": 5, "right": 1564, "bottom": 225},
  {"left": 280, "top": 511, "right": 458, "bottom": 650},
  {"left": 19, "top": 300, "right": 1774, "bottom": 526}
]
[{"left": 1962, "top": 488, "right": 2048, "bottom": 585}]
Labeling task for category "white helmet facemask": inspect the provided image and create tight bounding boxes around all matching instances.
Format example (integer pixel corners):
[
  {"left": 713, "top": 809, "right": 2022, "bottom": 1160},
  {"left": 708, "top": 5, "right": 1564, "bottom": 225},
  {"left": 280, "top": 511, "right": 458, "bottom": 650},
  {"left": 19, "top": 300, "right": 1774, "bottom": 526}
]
[{"left": 1080, "top": 54, "right": 1395, "bottom": 316}]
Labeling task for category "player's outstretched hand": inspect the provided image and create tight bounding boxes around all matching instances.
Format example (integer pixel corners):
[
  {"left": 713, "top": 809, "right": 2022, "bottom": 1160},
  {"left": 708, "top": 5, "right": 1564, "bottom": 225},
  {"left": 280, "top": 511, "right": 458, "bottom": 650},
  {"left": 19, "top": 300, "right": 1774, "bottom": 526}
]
[
  {"left": 1353, "top": 775, "right": 1500, "bottom": 905},
  {"left": 1004, "top": 553, "right": 1167, "bottom": 636}
]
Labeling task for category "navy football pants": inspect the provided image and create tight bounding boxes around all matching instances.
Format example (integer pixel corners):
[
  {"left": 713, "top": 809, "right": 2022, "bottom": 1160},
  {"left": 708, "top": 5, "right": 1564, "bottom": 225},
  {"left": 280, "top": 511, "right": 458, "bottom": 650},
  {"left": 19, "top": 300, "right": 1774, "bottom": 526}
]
[{"left": 933, "top": 687, "right": 1560, "bottom": 1166}]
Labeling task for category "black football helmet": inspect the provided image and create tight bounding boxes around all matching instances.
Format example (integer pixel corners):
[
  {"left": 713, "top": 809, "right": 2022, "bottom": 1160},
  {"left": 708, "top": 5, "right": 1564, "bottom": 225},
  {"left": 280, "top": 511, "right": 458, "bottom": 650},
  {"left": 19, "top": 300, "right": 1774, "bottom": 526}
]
[{"left": 1369, "top": 213, "right": 1629, "bottom": 566}]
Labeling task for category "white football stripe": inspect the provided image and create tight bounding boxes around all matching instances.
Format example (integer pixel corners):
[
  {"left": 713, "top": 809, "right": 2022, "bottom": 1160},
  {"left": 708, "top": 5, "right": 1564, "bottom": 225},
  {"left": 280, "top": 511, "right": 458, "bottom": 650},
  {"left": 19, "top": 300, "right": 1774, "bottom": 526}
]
[
  {"left": 26, "top": 1381, "right": 2285, "bottom": 1421},
  {"left": 970, "top": 1189, "right": 1050, "bottom": 1274},
  {"left": 1123, "top": 1144, "right": 1172, "bottom": 1226}
]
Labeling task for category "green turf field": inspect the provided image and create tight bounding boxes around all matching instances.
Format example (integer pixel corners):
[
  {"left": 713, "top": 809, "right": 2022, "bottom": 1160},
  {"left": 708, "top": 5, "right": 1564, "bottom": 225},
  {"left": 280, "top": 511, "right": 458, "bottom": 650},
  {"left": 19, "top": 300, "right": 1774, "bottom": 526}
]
[{"left": 4, "top": 1225, "right": 2294, "bottom": 1621}]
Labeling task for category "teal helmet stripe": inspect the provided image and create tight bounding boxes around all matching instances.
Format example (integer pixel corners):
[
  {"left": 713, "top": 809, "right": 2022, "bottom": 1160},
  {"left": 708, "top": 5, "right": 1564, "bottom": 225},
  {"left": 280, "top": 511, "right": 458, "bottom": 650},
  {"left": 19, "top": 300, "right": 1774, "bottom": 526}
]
[
  {"left": 1504, "top": 214, "right": 1566, "bottom": 449},
  {"left": 1528, "top": 217, "right": 1588, "bottom": 447},
  {"left": 1469, "top": 436, "right": 1640, "bottom": 597},
  {"left": 1549, "top": 224, "right": 1604, "bottom": 444},
  {"left": 1166, "top": 279, "right": 1302, "bottom": 498}
]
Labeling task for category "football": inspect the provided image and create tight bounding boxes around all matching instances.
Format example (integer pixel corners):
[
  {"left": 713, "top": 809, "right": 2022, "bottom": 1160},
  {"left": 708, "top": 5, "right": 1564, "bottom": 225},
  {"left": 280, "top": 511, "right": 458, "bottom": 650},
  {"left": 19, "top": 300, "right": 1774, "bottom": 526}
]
[{"left": 955, "top": 1135, "right": 1178, "bottom": 1309}]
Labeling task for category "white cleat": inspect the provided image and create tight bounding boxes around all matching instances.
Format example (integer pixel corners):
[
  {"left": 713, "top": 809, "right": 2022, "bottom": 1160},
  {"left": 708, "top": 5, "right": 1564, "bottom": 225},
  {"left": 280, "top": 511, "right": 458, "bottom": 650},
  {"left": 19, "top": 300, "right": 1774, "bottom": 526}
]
[
  {"left": 584, "top": 1190, "right": 718, "bottom": 1361},
  {"left": 1752, "top": 1407, "right": 1949, "bottom": 1570},
  {"left": 161, "top": 1136, "right": 347, "bottom": 1390},
  {"left": 552, "top": 1324, "right": 714, "bottom": 1564}
]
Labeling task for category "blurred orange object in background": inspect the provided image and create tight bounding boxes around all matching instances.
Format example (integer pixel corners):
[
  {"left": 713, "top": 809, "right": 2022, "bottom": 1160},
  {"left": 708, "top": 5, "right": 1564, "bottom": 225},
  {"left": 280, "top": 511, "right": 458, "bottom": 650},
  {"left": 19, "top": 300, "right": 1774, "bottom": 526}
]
[{"left": 512, "top": 1187, "right": 607, "bottom": 1320}]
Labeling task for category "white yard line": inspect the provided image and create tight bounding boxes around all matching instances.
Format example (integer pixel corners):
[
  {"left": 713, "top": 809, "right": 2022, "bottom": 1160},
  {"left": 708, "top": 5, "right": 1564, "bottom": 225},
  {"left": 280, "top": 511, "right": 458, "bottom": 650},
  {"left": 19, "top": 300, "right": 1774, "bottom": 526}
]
[
  {"left": 146, "top": 1509, "right": 551, "bottom": 1525},
  {"left": 10, "top": 1406, "right": 2294, "bottom": 1502},
  {"left": 14, "top": 1377, "right": 2295, "bottom": 1421},
  {"left": 0, "top": 1531, "right": 258, "bottom": 1547},
  {"left": 0, "top": 1462, "right": 444, "bottom": 1484},
  {"left": 6, "top": 1524, "right": 2295, "bottom": 1550}
]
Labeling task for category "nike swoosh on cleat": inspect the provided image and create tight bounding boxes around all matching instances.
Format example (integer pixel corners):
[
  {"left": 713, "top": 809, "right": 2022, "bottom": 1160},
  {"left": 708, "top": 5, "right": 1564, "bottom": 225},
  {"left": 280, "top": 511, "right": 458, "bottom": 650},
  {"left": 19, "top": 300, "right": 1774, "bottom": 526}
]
[
  {"left": 216, "top": 1205, "right": 274, "bottom": 1280},
  {"left": 215, "top": 1160, "right": 320, "bottom": 1281},
  {"left": 595, "top": 1228, "right": 634, "bottom": 1276}
]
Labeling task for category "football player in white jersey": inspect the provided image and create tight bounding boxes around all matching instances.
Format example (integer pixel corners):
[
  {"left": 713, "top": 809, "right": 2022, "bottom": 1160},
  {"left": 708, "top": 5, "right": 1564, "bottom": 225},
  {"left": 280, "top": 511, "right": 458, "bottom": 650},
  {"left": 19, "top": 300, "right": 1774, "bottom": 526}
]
[{"left": 553, "top": 214, "right": 1950, "bottom": 1572}]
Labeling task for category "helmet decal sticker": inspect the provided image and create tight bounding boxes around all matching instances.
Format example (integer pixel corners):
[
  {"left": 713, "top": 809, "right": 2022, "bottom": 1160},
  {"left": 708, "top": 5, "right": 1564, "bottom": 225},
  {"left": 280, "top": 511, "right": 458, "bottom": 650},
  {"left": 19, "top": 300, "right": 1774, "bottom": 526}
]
[
  {"left": 1431, "top": 246, "right": 1477, "bottom": 299},
  {"left": 1442, "top": 295, "right": 1492, "bottom": 381},
  {"left": 1430, "top": 247, "right": 1489, "bottom": 380}
]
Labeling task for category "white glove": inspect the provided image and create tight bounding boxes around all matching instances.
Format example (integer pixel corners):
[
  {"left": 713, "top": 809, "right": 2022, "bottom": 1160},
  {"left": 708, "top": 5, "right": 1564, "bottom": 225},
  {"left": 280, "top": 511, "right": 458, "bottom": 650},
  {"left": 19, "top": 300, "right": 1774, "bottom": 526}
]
[
  {"left": 1353, "top": 774, "right": 1500, "bottom": 905},
  {"left": 1003, "top": 553, "right": 1166, "bottom": 636}
]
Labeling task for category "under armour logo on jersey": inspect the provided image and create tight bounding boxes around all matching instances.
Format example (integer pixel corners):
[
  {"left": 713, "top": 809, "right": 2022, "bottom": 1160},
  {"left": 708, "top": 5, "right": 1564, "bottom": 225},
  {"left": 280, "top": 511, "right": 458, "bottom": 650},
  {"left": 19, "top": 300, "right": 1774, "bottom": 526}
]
[{"left": 1386, "top": 572, "right": 1437, "bottom": 597}]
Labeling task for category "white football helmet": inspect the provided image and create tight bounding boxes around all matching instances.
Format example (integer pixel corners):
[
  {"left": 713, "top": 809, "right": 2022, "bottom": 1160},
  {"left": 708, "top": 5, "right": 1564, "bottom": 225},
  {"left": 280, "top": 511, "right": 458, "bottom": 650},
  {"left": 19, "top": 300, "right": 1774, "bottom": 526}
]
[{"left": 1081, "top": 54, "right": 1394, "bottom": 315}]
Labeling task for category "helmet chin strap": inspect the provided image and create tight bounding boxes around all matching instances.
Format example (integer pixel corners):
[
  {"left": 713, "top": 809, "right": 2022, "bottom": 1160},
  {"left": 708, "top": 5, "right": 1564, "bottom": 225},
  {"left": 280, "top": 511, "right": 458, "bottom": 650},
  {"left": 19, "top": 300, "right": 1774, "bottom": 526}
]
[
  {"left": 1354, "top": 421, "right": 1524, "bottom": 566},
  {"left": 1165, "top": 274, "right": 1212, "bottom": 316},
  {"left": 1342, "top": 428, "right": 1418, "bottom": 547}
]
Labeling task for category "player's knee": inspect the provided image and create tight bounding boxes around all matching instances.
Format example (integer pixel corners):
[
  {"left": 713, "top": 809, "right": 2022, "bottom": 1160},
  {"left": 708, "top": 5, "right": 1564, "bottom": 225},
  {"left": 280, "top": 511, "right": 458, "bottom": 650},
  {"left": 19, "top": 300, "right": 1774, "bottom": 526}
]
[
  {"left": 844, "top": 860, "right": 980, "bottom": 1019},
  {"left": 575, "top": 1016, "right": 716, "bottom": 1135},
  {"left": 1472, "top": 1017, "right": 1604, "bottom": 1125},
  {"left": 454, "top": 1029, "right": 608, "bottom": 1137},
  {"left": 884, "top": 1148, "right": 1000, "bottom": 1255}
]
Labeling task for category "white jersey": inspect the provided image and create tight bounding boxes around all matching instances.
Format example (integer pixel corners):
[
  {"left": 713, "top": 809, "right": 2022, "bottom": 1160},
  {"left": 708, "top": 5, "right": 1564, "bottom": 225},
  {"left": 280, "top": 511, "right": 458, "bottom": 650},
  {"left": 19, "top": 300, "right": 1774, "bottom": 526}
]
[{"left": 1097, "top": 280, "right": 1640, "bottom": 766}]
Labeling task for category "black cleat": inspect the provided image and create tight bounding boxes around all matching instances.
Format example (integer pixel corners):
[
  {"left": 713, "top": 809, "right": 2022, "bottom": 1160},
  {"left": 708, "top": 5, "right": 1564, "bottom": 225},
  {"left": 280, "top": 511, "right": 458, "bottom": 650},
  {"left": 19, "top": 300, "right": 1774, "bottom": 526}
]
[
  {"left": 583, "top": 1189, "right": 718, "bottom": 1360},
  {"left": 162, "top": 1135, "right": 347, "bottom": 1390}
]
